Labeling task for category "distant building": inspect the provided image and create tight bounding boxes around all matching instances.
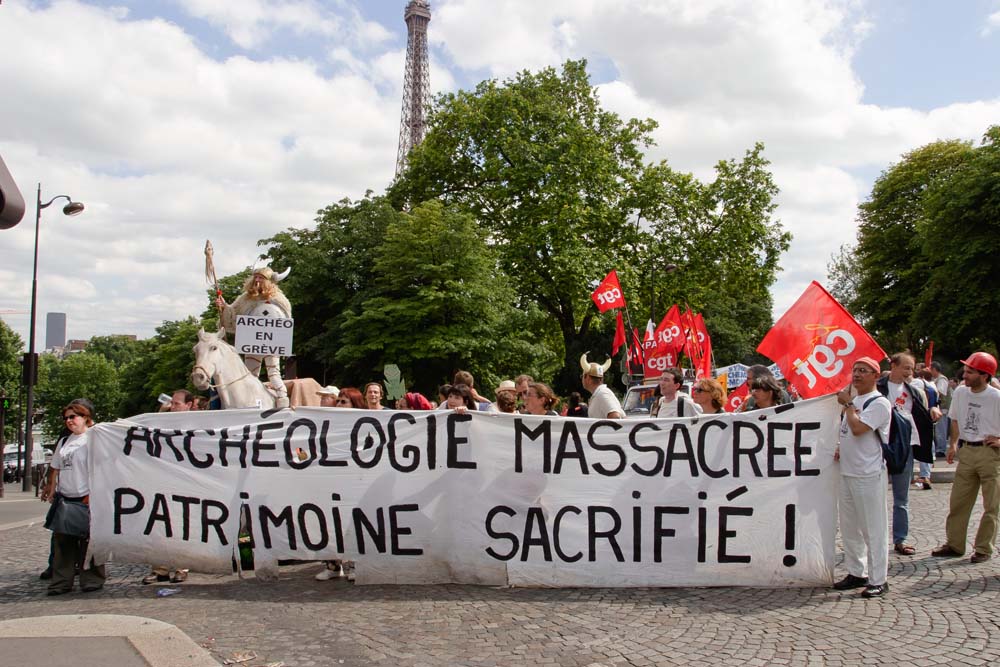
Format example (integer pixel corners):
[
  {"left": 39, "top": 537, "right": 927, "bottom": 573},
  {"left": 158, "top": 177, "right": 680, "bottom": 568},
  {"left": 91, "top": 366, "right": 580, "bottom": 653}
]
[{"left": 45, "top": 312, "right": 66, "bottom": 349}]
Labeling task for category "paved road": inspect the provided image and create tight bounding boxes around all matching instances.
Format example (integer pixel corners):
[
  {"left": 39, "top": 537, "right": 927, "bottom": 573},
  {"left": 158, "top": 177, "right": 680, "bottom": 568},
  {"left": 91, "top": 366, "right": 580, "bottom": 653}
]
[
  {"left": 0, "top": 487, "right": 47, "bottom": 530},
  {"left": 1, "top": 482, "right": 999, "bottom": 667}
]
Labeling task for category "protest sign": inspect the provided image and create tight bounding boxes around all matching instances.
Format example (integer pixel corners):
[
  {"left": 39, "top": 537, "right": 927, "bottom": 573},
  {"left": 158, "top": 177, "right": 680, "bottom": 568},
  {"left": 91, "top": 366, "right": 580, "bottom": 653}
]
[
  {"left": 234, "top": 315, "right": 294, "bottom": 357},
  {"left": 88, "top": 398, "right": 841, "bottom": 587}
]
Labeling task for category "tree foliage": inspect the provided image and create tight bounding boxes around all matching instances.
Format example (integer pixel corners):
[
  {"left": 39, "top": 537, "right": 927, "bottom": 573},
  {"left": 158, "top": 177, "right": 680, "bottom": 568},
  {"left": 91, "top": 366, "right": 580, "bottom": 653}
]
[
  {"left": 0, "top": 320, "right": 23, "bottom": 442},
  {"left": 392, "top": 59, "right": 788, "bottom": 381},
  {"left": 37, "top": 352, "right": 121, "bottom": 438},
  {"left": 846, "top": 126, "right": 999, "bottom": 358}
]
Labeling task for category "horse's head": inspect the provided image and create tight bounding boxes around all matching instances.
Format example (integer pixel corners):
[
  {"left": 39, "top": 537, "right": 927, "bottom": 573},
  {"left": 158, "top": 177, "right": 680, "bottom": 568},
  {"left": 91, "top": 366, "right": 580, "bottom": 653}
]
[{"left": 191, "top": 327, "right": 227, "bottom": 390}]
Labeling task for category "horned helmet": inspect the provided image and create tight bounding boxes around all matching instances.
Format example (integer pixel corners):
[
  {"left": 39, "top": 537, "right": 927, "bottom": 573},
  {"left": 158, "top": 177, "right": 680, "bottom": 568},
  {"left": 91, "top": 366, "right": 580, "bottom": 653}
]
[
  {"left": 580, "top": 352, "right": 613, "bottom": 379},
  {"left": 251, "top": 266, "right": 290, "bottom": 283}
]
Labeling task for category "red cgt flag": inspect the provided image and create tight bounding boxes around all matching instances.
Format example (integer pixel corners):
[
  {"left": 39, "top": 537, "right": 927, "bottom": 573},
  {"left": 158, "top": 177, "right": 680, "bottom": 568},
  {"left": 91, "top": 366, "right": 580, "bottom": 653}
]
[
  {"left": 693, "top": 313, "right": 713, "bottom": 379},
  {"left": 925, "top": 341, "right": 934, "bottom": 367},
  {"left": 591, "top": 270, "right": 626, "bottom": 313},
  {"left": 724, "top": 382, "right": 749, "bottom": 413},
  {"left": 757, "top": 281, "right": 886, "bottom": 399}
]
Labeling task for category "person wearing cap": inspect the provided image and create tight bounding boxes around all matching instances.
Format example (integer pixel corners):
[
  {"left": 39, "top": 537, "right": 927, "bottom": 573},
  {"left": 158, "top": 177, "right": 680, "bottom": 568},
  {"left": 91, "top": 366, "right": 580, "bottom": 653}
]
[
  {"left": 833, "top": 356, "right": 892, "bottom": 598},
  {"left": 932, "top": 352, "right": 1000, "bottom": 563},
  {"left": 580, "top": 353, "right": 623, "bottom": 419},
  {"left": 316, "top": 385, "right": 340, "bottom": 407},
  {"left": 215, "top": 266, "right": 293, "bottom": 408}
]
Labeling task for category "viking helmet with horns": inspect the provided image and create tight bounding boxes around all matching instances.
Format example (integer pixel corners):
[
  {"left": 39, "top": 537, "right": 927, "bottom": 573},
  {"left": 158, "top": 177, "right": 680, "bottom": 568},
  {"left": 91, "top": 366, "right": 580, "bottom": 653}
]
[
  {"left": 252, "top": 266, "right": 290, "bottom": 282},
  {"left": 580, "top": 352, "right": 613, "bottom": 378}
]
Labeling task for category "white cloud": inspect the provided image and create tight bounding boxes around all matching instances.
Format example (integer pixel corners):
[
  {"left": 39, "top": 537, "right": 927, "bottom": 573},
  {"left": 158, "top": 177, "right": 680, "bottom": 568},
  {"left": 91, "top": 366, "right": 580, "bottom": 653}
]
[
  {"left": 1, "top": 0, "right": 997, "bottom": 356},
  {"left": 983, "top": 10, "right": 1000, "bottom": 36},
  {"left": 175, "top": 0, "right": 390, "bottom": 50}
]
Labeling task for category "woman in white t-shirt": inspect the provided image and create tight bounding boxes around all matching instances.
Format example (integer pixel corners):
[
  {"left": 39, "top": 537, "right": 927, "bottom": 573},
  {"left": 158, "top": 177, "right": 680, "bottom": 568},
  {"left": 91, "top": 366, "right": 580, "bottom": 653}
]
[{"left": 40, "top": 402, "right": 105, "bottom": 595}]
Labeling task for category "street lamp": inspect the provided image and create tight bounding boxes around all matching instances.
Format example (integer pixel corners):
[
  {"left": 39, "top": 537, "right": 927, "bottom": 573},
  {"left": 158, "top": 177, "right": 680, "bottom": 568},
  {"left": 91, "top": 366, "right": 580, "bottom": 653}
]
[{"left": 22, "top": 184, "right": 84, "bottom": 491}]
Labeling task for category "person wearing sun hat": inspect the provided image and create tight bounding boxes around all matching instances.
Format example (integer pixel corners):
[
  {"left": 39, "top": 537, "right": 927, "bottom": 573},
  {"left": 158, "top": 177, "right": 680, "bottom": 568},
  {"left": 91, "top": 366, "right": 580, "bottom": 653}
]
[
  {"left": 833, "top": 355, "right": 892, "bottom": 598},
  {"left": 316, "top": 385, "right": 339, "bottom": 407}
]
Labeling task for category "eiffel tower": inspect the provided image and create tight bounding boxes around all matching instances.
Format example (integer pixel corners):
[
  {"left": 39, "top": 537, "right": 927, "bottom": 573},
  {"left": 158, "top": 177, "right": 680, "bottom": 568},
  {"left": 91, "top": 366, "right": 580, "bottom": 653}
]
[{"left": 394, "top": 0, "right": 431, "bottom": 179}]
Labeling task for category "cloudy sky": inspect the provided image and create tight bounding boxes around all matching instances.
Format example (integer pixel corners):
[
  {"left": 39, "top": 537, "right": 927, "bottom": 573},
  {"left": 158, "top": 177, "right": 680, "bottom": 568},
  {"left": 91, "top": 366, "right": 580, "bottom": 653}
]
[{"left": 2, "top": 0, "right": 999, "bottom": 350}]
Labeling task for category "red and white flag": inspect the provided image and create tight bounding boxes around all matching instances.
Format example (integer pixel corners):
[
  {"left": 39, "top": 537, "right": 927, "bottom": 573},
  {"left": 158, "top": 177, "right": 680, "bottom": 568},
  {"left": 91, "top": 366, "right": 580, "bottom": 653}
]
[
  {"left": 693, "top": 312, "right": 713, "bottom": 378},
  {"left": 591, "top": 270, "right": 626, "bottom": 313},
  {"left": 724, "top": 382, "right": 749, "bottom": 413},
  {"left": 757, "top": 281, "right": 886, "bottom": 399}
]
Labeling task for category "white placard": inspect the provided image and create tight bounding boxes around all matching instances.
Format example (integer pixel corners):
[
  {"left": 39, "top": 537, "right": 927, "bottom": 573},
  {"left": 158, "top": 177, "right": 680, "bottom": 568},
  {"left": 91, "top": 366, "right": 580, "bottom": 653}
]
[
  {"left": 234, "top": 314, "right": 294, "bottom": 356},
  {"left": 88, "top": 396, "right": 842, "bottom": 587}
]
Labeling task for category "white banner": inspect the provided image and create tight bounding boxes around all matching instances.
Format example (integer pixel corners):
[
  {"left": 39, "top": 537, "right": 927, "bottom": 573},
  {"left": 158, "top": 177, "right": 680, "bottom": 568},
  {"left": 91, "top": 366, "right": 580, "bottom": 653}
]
[
  {"left": 87, "top": 396, "right": 842, "bottom": 587},
  {"left": 234, "top": 315, "right": 294, "bottom": 356}
]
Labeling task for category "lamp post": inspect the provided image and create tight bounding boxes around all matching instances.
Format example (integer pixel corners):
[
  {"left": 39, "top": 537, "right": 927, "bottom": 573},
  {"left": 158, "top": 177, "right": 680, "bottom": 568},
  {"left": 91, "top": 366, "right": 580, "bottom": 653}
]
[{"left": 22, "top": 184, "right": 84, "bottom": 491}]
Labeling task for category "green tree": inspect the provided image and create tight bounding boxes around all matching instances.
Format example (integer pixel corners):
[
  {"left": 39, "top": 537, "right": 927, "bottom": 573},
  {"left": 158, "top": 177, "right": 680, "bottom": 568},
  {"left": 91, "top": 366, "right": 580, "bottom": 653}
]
[
  {"left": 0, "top": 320, "right": 23, "bottom": 443},
  {"left": 86, "top": 334, "right": 143, "bottom": 369},
  {"left": 392, "top": 60, "right": 655, "bottom": 387},
  {"left": 36, "top": 352, "right": 121, "bottom": 438},
  {"left": 116, "top": 318, "right": 204, "bottom": 416},
  {"left": 261, "top": 194, "right": 400, "bottom": 383},
  {"left": 852, "top": 138, "right": 973, "bottom": 351},
  {"left": 917, "top": 126, "right": 1000, "bottom": 354},
  {"left": 336, "top": 200, "right": 559, "bottom": 395}
]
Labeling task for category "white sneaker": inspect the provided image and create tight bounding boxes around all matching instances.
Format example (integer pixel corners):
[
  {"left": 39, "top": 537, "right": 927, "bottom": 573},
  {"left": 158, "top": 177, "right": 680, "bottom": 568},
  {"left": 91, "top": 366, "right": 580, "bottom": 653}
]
[{"left": 315, "top": 568, "right": 340, "bottom": 581}]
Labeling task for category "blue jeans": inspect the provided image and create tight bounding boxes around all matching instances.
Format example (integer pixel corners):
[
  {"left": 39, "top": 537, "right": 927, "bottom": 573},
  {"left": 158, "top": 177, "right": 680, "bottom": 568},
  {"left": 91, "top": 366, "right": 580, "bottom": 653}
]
[
  {"left": 934, "top": 415, "right": 950, "bottom": 455},
  {"left": 890, "top": 446, "right": 915, "bottom": 544}
]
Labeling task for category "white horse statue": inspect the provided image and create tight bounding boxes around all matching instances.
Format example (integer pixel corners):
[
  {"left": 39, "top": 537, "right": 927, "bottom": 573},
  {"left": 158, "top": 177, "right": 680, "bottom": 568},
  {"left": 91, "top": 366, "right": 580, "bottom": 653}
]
[{"left": 191, "top": 327, "right": 276, "bottom": 410}]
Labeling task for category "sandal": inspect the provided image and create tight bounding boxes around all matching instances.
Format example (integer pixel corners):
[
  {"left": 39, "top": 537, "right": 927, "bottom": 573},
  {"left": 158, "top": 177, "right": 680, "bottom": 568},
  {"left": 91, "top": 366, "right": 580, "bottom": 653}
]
[{"left": 894, "top": 543, "right": 916, "bottom": 556}]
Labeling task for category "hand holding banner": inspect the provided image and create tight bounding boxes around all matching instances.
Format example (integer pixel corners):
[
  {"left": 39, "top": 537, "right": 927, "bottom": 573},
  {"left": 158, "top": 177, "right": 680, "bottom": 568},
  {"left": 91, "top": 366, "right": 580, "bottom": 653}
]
[
  {"left": 757, "top": 281, "right": 886, "bottom": 398},
  {"left": 591, "top": 270, "right": 626, "bottom": 313}
]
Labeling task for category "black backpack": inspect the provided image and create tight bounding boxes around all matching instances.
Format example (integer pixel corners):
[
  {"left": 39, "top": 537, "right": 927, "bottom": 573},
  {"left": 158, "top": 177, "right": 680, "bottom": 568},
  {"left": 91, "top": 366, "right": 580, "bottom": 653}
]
[{"left": 863, "top": 395, "right": 912, "bottom": 474}]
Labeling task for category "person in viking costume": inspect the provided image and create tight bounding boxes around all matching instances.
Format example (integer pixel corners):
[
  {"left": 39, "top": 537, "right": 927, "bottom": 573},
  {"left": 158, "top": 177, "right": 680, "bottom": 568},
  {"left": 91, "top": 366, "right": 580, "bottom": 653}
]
[
  {"left": 215, "top": 267, "right": 292, "bottom": 408},
  {"left": 580, "top": 352, "right": 624, "bottom": 419}
]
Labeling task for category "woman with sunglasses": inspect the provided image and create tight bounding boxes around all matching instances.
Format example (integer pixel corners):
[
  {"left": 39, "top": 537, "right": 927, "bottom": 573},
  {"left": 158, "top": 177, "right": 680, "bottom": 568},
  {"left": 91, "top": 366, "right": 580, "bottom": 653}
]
[
  {"left": 334, "top": 387, "right": 365, "bottom": 409},
  {"left": 691, "top": 378, "right": 726, "bottom": 414},
  {"left": 40, "top": 402, "right": 104, "bottom": 595}
]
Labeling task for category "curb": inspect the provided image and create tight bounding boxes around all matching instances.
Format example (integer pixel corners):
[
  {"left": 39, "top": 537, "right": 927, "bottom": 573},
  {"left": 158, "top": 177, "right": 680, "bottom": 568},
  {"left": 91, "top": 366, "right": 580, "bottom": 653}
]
[{"left": 0, "top": 614, "right": 219, "bottom": 667}]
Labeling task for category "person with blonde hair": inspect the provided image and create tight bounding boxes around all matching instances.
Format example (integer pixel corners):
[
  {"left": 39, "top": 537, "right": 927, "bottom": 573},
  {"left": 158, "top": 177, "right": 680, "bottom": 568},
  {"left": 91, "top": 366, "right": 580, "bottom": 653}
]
[
  {"left": 215, "top": 266, "right": 292, "bottom": 408},
  {"left": 692, "top": 378, "right": 726, "bottom": 414}
]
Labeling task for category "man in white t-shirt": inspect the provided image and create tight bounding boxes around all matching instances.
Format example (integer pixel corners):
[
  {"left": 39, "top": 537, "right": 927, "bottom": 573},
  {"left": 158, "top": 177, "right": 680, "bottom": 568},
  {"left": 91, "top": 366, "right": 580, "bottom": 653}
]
[
  {"left": 649, "top": 368, "right": 702, "bottom": 418},
  {"left": 580, "top": 353, "right": 623, "bottom": 419},
  {"left": 875, "top": 352, "right": 934, "bottom": 555},
  {"left": 932, "top": 352, "right": 1000, "bottom": 563},
  {"left": 834, "top": 356, "right": 892, "bottom": 598}
]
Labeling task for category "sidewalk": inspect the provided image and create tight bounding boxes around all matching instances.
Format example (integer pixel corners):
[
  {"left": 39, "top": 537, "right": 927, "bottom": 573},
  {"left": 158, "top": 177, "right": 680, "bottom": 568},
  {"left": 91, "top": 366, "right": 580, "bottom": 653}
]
[{"left": 1, "top": 467, "right": 997, "bottom": 667}]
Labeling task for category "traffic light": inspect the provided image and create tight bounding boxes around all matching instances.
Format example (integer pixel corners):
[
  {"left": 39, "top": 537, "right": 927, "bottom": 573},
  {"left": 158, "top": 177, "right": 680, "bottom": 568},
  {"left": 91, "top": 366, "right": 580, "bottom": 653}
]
[
  {"left": 0, "top": 153, "right": 26, "bottom": 229},
  {"left": 21, "top": 352, "right": 38, "bottom": 386}
]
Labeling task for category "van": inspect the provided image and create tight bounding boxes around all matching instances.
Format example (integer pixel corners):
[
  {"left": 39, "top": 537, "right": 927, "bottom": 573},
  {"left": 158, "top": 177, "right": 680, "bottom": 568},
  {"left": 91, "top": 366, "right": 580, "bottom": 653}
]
[{"left": 2, "top": 443, "right": 50, "bottom": 469}]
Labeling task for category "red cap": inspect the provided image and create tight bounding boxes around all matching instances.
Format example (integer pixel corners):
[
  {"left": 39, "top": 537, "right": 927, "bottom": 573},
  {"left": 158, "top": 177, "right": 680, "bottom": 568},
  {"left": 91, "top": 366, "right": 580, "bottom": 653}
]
[{"left": 854, "top": 356, "right": 881, "bottom": 373}]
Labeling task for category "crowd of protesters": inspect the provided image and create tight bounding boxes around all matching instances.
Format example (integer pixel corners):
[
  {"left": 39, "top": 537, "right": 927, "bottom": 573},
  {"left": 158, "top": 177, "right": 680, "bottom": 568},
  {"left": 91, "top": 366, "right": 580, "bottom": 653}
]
[{"left": 34, "top": 350, "right": 1000, "bottom": 594}]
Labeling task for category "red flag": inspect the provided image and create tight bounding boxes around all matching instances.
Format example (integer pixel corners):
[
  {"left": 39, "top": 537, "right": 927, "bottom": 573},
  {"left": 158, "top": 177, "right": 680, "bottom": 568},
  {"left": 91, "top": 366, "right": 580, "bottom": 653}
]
[
  {"left": 653, "top": 304, "right": 684, "bottom": 358},
  {"left": 612, "top": 311, "right": 626, "bottom": 356},
  {"left": 693, "top": 313, "right": 713, "bottom": 378},
  {"left": 757, "top": 281, "right": 887, "bottom": 399},
  {"left": 724, "top": 382, "right": 749, "bottom": 413},
  {"left": 925, "top": 341, "right": 934, "bottom": 367},
  {"left": 681, "top": 308, "right": 703, "bottom": 372},
  {"left": 591, "top": 270, "right": 626, "bottom": 313}
]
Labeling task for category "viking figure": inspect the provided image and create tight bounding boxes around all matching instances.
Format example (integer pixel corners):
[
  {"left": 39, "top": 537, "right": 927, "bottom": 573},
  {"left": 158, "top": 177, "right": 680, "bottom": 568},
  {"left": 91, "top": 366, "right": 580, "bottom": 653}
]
[{"left": 215, "top": 267, "right": 292, "bottom": 408}]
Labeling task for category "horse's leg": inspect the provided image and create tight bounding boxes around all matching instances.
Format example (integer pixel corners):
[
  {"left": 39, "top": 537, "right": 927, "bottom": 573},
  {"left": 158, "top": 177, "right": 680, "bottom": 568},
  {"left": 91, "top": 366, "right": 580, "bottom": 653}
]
[{"left": 265, "top": 355, "right": 289, "bottom": 408}]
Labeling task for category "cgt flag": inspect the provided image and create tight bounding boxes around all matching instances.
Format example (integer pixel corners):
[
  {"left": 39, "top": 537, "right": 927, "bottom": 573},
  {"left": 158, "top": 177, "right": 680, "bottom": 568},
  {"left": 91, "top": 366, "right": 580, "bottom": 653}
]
[
  {"left": 591, "top": 270, "right": 626, "bottom": 313},
  {"left": 724, "top": 382, "right": 749, "bottom": 413},
  {"left": 757, "top": 281, "right": 886, "bottom": 399}
]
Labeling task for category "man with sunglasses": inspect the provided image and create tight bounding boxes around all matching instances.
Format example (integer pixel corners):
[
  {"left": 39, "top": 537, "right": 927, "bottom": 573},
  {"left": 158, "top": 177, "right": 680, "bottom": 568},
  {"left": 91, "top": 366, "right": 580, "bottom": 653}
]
[
  {"left": 834, "top": 356, "right": 892, "bottom": 598},
  {"left": 932, "top": 352, "right": 1000, "bottom": 563}
]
